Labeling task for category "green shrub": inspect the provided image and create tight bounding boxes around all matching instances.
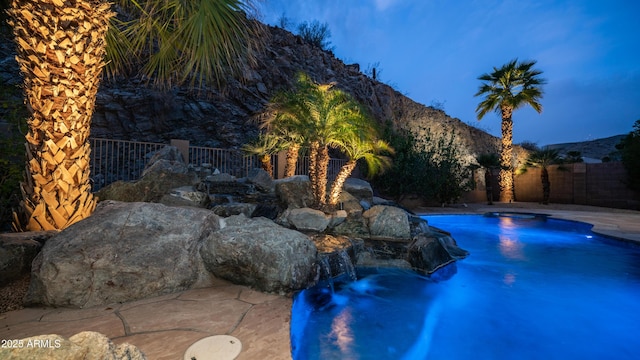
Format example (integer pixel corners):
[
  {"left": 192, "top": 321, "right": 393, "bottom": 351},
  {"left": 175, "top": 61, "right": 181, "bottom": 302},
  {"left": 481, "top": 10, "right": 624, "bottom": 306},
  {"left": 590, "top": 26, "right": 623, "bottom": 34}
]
[{"left": 370, "top": 123, "right": 473, "bottom": 205}]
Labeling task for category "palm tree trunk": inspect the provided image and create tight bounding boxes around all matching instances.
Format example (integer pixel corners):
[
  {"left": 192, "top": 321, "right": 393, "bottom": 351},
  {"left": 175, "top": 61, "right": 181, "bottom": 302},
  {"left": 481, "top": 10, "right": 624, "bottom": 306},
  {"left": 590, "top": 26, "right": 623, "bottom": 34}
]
[
  {"left": 315, "top": 145, "right": 330, "bottom": 205},
  {"left": 308, "top": 141, "right": 320, "bottom": 203},
  {"left": 260, "top": 154, "right": 273, "bottom": 178},
  {"left": 284, "top": 143, "right": 300, "bottom": 177},
  {"left": 328, "top": 161, "right": 357, "bottom": 206},
  {"left": 541, "top": 167, "right": 550, "bottom": 205},
  {"left": 499, "top": 105, "right": 514, "bottom": 202},
  {"left": 8, "top": 0, "right": 114, "bottom": 231}
]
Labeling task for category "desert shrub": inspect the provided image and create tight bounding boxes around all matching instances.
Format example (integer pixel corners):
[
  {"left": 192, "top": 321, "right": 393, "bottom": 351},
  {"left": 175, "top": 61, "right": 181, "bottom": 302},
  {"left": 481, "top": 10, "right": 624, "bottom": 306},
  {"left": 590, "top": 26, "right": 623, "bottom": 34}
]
[
  {"left": 276, "top": 12, "right": 293, "bottom": 30},
  {"left": 297, "top": 20, "right": 334, "bottom": 51},
  {"left": 429, "top": 99, "right": 446, "bottom": 111},
  {"left": 618, "top": 120, "right": 640, "bottom": 192},
  {"left": 370, "top": 123, "right": 473, "bottom": 205}
]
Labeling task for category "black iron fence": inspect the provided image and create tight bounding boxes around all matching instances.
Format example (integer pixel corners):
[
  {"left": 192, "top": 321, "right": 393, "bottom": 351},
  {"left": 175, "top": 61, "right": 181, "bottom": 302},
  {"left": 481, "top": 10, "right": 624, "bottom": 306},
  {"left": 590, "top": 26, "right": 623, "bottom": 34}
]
[{"left": 89, "top": 138, "right": 347, "bottom": 191}]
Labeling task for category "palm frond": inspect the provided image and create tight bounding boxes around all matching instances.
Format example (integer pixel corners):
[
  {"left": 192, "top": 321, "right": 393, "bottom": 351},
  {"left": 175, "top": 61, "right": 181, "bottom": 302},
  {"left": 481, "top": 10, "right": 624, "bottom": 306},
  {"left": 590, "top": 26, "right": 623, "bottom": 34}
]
[{"left": 106, "top": 0, "right": 263, "bottom": 89}]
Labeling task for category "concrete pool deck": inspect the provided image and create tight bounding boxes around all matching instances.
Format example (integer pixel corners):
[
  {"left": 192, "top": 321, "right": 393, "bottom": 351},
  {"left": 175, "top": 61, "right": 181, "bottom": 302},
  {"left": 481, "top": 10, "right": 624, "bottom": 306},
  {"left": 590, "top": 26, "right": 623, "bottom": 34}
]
[
  {"left": 415, "top": 202, "right": 640, "bottom": 243},
  {"left": 1, "top": 202, "right": 639, "bottom": 359}
]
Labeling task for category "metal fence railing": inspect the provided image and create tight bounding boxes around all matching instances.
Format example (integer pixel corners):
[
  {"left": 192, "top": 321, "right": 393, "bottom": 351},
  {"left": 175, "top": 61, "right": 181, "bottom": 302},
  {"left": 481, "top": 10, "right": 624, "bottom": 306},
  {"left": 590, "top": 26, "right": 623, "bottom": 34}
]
[
  {"left": 294, "top": 156, "right": 346, "bottom": 180},
  {"left": 188, "top": 145, "right": 261, "bottom": 179},
  {"left": 89, "top": 138, "right": 348, "bottom": 192},
  {"left": 90, "top": 138, "right": 167, "bottom": 191}
]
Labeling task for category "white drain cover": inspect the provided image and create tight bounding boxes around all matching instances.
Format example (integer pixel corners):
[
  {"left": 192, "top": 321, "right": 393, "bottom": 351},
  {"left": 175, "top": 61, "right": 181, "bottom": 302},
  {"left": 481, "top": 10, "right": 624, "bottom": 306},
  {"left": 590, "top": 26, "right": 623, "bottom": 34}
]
[{"left": 183, "top": 335, "right": 242, "bottom": 360}]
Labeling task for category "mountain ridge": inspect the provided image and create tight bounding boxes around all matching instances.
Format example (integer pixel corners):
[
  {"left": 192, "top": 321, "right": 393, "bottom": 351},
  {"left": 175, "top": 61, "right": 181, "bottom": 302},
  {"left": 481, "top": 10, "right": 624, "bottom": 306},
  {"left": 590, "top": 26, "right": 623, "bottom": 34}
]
[{"left": 545, "top": 134, "right": 624, "bottom": 161}]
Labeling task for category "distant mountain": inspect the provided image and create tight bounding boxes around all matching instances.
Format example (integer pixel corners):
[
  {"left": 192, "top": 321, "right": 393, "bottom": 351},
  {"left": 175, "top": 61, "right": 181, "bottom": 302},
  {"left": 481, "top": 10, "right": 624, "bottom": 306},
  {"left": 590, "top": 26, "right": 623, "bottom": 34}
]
[{"left": 545, "top": 135, "right": 625, "bottom": 162}]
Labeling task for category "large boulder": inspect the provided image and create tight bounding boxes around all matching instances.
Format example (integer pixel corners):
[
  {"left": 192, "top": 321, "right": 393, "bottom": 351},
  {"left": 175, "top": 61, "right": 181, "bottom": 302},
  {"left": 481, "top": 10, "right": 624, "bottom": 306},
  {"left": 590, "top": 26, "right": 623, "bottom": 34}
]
[
  {"left": 332, "top": 214, "right": 370, "bottom": 238},
  {"left": 200, "top": 215, "right": 318, "bottom": 293},
  {"left": 274, "top": 175, "right": 314, "bottom": 209},
  {"left": 363, "top": 205, "right": 411, "bottom": 239},
  {"left": 0, "top": 331, "right": 145, "bottom": 360},
  {"left": 407, "top": 230, "right": 469, "bottom": 275},
  {"left": 407, "top": 234, "right": 456, "bottom": 275},
  {"left": 282, "top": 208, "right": 331, "bottom": 232},
  {"left": 338, "top": 191, "right": 364, "bottom": 215},
  {"left": 343, "top": 178, "right": 373, "bottom": 205},
  {"left": 246, "top": 168, "right": 275, "bottom": 193},
  {"left": 95, "top": 170, "right": 198, "bottom": 203},
  {"left": 141, "top": 145, "right": 188, "bottom": 177},
  {"left": 25, "top": 201, "right": 220, "bottom": 308},
  {"left": 0, "top": 232, "right": 52, "bottom": 286}
]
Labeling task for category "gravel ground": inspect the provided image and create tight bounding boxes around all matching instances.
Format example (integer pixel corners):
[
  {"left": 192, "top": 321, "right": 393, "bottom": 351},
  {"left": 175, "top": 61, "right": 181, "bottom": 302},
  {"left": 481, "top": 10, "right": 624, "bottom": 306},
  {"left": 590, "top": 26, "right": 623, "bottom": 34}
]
[{"left": 0, "top": 274, "right": 30, "bottom": 314}]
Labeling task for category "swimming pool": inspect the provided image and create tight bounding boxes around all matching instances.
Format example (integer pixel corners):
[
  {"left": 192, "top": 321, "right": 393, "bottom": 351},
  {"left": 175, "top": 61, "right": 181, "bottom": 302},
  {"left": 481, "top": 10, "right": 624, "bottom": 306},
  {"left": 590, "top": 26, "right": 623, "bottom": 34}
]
[{"left": 291, "top": 214, "right": 640, "bottom": 359}]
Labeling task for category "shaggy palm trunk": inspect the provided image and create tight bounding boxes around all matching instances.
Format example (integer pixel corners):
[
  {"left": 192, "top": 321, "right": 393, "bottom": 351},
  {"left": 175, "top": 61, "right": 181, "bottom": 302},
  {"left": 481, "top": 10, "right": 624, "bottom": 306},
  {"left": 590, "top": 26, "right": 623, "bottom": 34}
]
[
  {"left": 259, "top": 154, "right": 273, "bottom": 178},
  {"left": 308, "top": 141, "right": 320, "bottom": 203},
  {"left": 8, "top": 0, "right": 113, "bottom": 231},
  {"left": 541, "top": 167, "right": 550, "bottom": 205},
  {"left": 328, "top": 160, "right": 357, "bottom": 206},
  {"left": 499, "top": 105, "right": 514, "bottom": 202},
  {"left": 315, "top": 145, "right": 330, "bottom": 206},
  {"left": 284, "top": 143, "right": 300, "bottom": 177}
]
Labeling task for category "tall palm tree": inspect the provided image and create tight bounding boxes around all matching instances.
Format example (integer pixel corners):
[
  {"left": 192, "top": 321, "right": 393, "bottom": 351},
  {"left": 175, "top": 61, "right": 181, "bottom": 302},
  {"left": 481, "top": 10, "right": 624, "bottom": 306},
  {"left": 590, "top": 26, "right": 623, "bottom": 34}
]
[
  {"left": 8, "top": 0, "right": 261, "bottom": 231},
  {"left": 7, "top": 0, "right": 114, "bottom": 231},
  {"left": 475, "top": 59, "right": 545, "bottom": 203},
  {"left": 476, "top": 153, "right": 500, "bottom": 205},
  {"left": 261, "top": 73, "right": 378, "bottom": 207},
  {"left": 327, "top": 136, "right": 393, "bottom": 206},
  {"left": 519, "top": 148, "right": 564, "bottom": 205}
]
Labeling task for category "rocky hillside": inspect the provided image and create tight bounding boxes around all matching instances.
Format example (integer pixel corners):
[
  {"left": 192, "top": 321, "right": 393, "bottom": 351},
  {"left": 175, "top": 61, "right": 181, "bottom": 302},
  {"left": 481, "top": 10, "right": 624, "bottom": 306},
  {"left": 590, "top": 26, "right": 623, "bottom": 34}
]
[
  {"left": 546, "top": 135, "right": 624, "bottom": 162},
  {"left": 1, "top": 20, "right": 518, "bottom": 164}
]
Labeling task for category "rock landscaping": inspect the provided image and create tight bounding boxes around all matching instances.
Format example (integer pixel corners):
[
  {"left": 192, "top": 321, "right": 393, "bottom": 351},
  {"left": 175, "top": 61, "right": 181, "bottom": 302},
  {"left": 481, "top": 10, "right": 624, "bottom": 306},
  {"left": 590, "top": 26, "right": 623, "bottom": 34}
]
[{"left": 17, "top": 146, "right": 468, "bottom": 309}]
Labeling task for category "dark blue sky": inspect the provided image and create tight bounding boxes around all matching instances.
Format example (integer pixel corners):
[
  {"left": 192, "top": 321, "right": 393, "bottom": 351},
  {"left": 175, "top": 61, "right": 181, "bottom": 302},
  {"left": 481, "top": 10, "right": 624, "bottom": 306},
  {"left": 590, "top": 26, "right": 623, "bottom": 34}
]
[{"left": 257, "top": 0, "right": 640, "bottom": 145}]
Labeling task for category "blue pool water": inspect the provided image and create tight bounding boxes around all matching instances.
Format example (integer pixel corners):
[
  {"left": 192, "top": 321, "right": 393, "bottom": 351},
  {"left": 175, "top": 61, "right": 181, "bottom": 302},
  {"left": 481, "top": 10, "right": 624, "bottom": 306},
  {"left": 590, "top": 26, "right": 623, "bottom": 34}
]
[{"left": 291, "top": 214, "right": 640, "bottom": 359}]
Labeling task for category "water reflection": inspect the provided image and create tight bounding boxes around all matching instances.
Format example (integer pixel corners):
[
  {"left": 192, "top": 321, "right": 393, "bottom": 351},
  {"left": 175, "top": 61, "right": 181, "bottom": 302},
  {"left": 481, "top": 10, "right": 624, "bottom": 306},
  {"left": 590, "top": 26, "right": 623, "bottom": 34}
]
[
  {"left": 498, "top": 236, "right": 526, "bottom": 260},
  {"left": 503, "top": 272, "right": 517, "bottom": 286},
  {"left": 497, "top": 217, "right": 527, "bottom": 261},
  {"left": 329, "top": 309, "right": 355, "bottom": 356}
]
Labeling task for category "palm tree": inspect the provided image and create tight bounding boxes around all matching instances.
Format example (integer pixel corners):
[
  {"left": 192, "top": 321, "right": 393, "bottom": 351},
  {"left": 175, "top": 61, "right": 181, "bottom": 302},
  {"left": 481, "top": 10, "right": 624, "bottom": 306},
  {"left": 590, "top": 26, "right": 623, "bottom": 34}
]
[
  {"left": 476, "top": 153, "right": 500, "bottom": 205},
  {"left": 519, "top": 148, "right": 564, "bottom": 205},
  {"left": 475, "top": 59, "right": 545, "bottom": 203},
  {"left": 257, "top": 105, "right": 306, "bottom": 178},
  {"left": 242, "top": 133, "right": 283, "bottom": 178},
  {"left": 327, "top": 136, "right": 393, "bottom": 206},
  {"left": 7, "top": 0, "right": 261, "bottom": 230},
  {"left": 261, "top": 73, "right": 379, "bottom": 207},
  {"left": 564, "top": 151, "right": 584, "bottom": 163}
]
